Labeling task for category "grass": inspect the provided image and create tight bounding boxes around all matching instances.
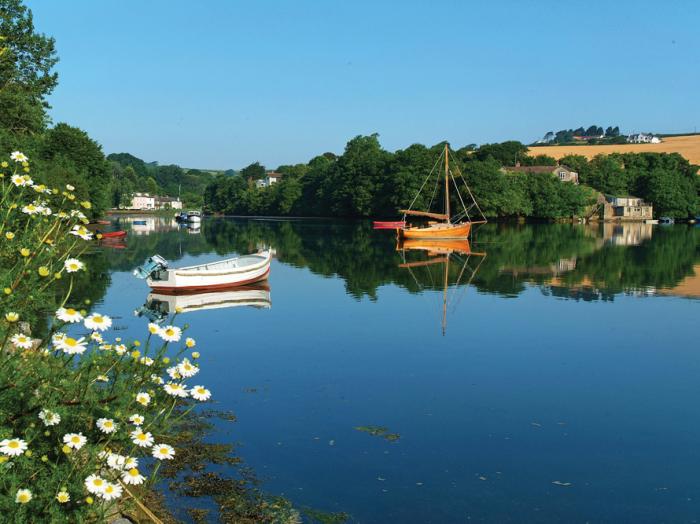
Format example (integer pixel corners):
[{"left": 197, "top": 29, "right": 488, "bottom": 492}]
[{"left": 527, "top": 134, "right": 700, "bottom": 165}]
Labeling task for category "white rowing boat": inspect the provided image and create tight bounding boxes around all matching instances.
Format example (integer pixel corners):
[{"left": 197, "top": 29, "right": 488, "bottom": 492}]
[{"left": 134, "top": 250, "right": 271, "bottom": 292}]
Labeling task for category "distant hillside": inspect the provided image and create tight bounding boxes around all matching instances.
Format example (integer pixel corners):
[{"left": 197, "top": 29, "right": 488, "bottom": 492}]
[
  {"left": 107, "top": 153, "right": 226, "bottom": 206},
  {"left": 527, "top": 135, "right": 700, "bottom": 166}
]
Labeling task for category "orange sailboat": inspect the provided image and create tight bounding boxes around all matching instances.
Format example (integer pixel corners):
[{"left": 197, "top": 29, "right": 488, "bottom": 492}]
[{"left": 399, "top": 144, "right": 486, "bottom": 240}]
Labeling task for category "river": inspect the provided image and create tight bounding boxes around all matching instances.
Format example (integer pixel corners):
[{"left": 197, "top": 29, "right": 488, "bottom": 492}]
[{"left": 88, "top": 217, "right": 699, "bottom": 523}]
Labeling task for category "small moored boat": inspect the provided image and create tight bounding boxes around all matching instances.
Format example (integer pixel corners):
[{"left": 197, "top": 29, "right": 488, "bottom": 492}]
[
  {"left": 373, "top": 220, "right": 406, "bottom": 229},
  {"left": 134, "top": 250, "right": 271, "bottom": 293},
  {"left": 186, "top": 211, "right": 202, "bottom": 223},
  {"left": 100, "top": 230, "right": 127, "bottom": 239}
]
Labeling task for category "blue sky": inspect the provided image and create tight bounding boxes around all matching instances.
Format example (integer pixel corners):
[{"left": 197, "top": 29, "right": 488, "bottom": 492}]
[{"left": 28, "top": 0, "right": 700, "bottom": 169}]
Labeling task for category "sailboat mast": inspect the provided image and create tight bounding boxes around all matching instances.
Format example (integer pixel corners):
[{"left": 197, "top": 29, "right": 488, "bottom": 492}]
[
  {"left": 444, "top": 144, "right": 450, "bottom": 222},
  {"left": 442, "top": 253, "right": 449, "bottom": 335}
]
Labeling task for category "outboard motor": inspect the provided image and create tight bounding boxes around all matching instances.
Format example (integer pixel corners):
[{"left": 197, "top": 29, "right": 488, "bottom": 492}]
[{"left": 133, "top": 255, "right": 169, "bottom": 280}]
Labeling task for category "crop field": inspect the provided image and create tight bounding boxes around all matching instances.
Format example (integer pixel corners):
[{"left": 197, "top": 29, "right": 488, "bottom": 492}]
[{"left": 527, "top": 134, "right": 700, "bottom": 165}]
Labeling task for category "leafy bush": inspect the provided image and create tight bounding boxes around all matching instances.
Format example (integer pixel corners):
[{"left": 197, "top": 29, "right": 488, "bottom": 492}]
[{"left": 0, "top": 152, "right": 210, "bottom": 521}]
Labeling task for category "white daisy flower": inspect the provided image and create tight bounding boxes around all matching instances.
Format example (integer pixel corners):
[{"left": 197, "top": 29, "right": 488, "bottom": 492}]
[
  {"left": 56, "top": 336, "right": 87, "bottom": 355},
  {"left": 11, "top": 333, "right": 33, "bottom": 349},
  {"left": 51, "top": 332, "right": 66, "bottom": 345},
  {"left": 0, "top": 438, "right": 28, "bottom": 457},
  {"left": 123, "top": 456, "right": 138, "bottom": 469},
  {"left": 177, "top": 358, "right": 199, "bottom": 378},
  {"left": 166, "top": 366, "right": 181, "bottom": 380},
  {"left": 15, "top": 488, "right": 32, "bottom": 504},
  {"left": 135, "top": 392, "right": 151, "bottom": 406},
  {"left": 99, "top": 482, "right": 122, "bottom": 501},
  {"left": 69, "top": 225, "right": 93, "bottom": 241},
  {"left": 151, "top": 374, "right": 164, "bottom": 385},
  {"left": 96, "top": 418, "right": 118, "bottom": 434},
  {"left": 56, "top": 307, "right": 83, "bottom": 323},
  {"left": 129, "top": 413, "right": 144, "bottom": 426},
  {"left": 140, "top": 357, "right": 154, "bottom": 367},
  {"left": 106, "top": 453, "right": 126, "bottom": 470},
  {"left": 151, "top": 443, "right": 175, "bottom": 460},
  {"left": 84, "top": 313, "right": 111, "bottom": 331},
  {"left": 147, "top": 323, "right": 160, "bottom": 335},
  {"left": 122, "top": 467, "right": 146, "bottom": 485},
  {"left": 63, "top": 432, "right": 87, "bottom": 450},
  {"left": 185, "top": 337, "right": 196, "bottom": 348},
  {"left": 11, "top": 174, "right": 28, "bottom": 186},
  {"left": 10, "top": 151, "right": 28, "bottom": 163},
  {"left": 66, "top": 184, "right": 75, "bottom": 191},
  {"left": 115, "top": 343, "right": 127, "bottom": 355},
  {"left": 158, "top": 325, "right": 182, "bottom": 342},
  {"left": 163, "top": 382, "right": 188, "bottom": 398},
  {"left": 190, "top": 385, "right": 212, "bottom": 402},
  {"left": 90, "top": 332, "right": 103, "bottom": 343},
  {"left": 21, "top": 203, "right": 39, "bottom": 215},
  {"left": 64, "top": 258, "right": 85, "bottom": 273},
  {"left": 84, "top": 474, "right": 107, "bottom": 494},
  {"left": 38, "top": 409, "right": 61, "bottom": 426},
  {"left": 95, "top": 374, "right": 109, "bottom": 382},
  {"left": 56, "top": 491, "right": 70, "bottom": 503},
  {"left": 130, "top": 429, "right": 154, "bottom": 448}
]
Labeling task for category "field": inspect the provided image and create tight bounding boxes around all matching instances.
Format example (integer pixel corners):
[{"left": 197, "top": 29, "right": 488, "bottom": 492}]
[{"left": 527, "top": 134, "right": 700, "bottom": 165}]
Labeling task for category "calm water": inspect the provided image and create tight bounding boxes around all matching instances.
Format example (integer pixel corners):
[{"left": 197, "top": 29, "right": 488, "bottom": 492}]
[{"left": 91, "top": 217, "right": 699, "bottom": 523}]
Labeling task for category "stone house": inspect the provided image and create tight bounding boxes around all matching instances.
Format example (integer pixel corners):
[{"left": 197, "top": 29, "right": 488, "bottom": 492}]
[
  {"left": 601, "top": 195, "right": 653, "bottom": 220},
  {"left": 504, "top": 164, "right": 579, "bottom": 184}
]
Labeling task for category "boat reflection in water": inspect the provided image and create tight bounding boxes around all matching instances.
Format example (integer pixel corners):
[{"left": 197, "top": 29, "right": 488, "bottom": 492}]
[
  {"left": 398, "top": 238, "right": 485, "bottom": 335},
  {"left": 135, "top": 283, "right": 271, "bottom": 323}
]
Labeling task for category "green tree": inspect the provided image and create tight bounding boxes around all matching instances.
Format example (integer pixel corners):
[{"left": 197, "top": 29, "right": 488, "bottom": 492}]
[
  {"left": 240, "top": 162, "right": 266, "bottom": 180},
  {"left": 0, "top": 0, "right": 58, "bottom": 136},
  {"left": 40, "top": 123, "right": 110, "bottom": 214}
]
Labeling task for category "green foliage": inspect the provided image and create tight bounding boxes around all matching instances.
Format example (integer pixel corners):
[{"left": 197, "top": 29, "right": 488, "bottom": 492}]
[
  {"left": 204, "top": 136, "right": 598, "bottom": 220},
  {"left": 0, "top": 152, "right": 217, "bottom": 521},
  {"left": 473, "top": 140, "right": 529, "bottom": 166},
  {"left": 0, "top": 0, "right": 59, "bottom": 135},
  {"left": 239, "top": 161, "right": 266, "bottom": 180}
]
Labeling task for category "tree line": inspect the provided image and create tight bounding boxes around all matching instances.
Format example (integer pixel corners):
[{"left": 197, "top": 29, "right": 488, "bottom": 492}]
[{"left": 204, "top": 135, "right": 698, "bottom": 219}]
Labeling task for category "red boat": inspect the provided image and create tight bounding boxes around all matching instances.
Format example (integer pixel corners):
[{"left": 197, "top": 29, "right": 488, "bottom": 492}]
[
  {"left": 100, "top": 230, "right": 127, "bottom": 239},
  {"left": 373, "top": 221, "right": 405, "bottom": 229}
]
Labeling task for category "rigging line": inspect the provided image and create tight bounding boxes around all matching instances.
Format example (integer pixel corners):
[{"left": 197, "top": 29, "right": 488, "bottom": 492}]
[
  {"left": 449, "top": 168, "right": 471, "bottom": 221},
  {"left": 404, "top": 148, "right": 444, "bottom": 217},
  {"left": 451, "top": 159, "right": 488, "bottom": 223}
]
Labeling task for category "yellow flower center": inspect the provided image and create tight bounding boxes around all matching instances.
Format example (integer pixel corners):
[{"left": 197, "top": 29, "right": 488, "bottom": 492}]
[
  {"left": 71, "top": 436, "right": 80, "bottom": 444},
  {"left": 93, "top": 479, "right": 103, "bottom": 487},
  {"left": 93, "top": 315, "right": 103, "bottom": 323},
  {"left": 8, "top": 441, "right": 19, "bottom": 448},
  {"left": 66, "top": 308, "right": 76, "bottom": 315},
  {"left": 137, "top": 434, "right": 146, "bottom": 441},
  {"left": 197, "top": 388, "right": 205, "bottom": 394},
  {"left": 18, "top": 493, "right": 30, "bottom": 502},
  {"left": 160, "top": 447, "right": 168, "bottom": 454},
  {"left": 165, "top": 329, "right": 174, "bottom": 336},
  {"left": 65, "top": 338, "right": 77, "bottom": 347},
  {"left": 128, "top": 468, "right": 139, "bottom": 476}
]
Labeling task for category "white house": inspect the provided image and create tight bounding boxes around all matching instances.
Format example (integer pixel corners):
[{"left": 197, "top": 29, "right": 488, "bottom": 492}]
[
  {"left": 627, "top": 133, "right": 661, "bottom": 144},
  {"left": 130, "top": 193, "right": 182, "bottom": 210},
  {"left": 256, "top": 172, "right": 283, "bottom": 188},
  {"left": 131, "top": 193, "right": 155, "bottom": 210}
]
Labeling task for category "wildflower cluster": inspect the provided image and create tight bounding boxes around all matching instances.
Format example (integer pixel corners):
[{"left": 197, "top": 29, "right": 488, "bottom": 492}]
[{"left": 0, "top": 153, "right": 211, "bottom": 520}]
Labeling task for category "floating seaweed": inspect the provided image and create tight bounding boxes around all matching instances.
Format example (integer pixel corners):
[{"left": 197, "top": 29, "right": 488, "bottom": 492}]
[{"left": 354, "top": 425, "right": 401, "bottom": 442}]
